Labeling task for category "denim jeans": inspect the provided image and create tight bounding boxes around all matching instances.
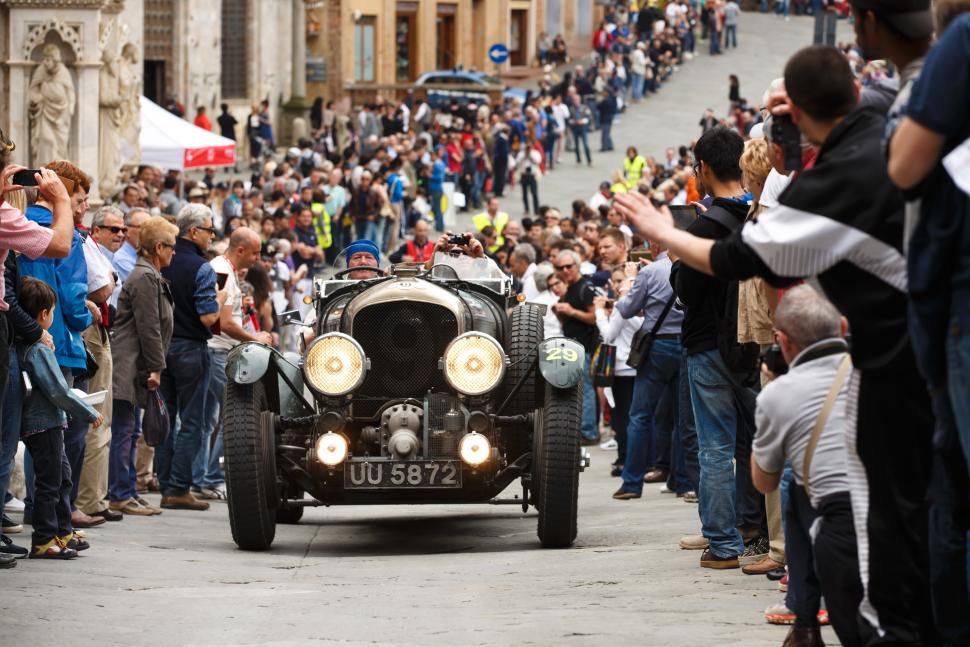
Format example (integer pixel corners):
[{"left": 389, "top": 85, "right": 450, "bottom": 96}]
[
  {"left": 668, "top": 347, "right": 699, "bottom": 493},
  {"left": 621, "top": 339, "right": 682, "bottom": 494},
  {"left": 23, "top": 427, "right": 73, "bottom": 546},
  {"left": 354, "top": 219, "right": 377, "bottom": 243},
  {"left": 581, "top": 353, "right": 598, "bottom": 441},
  {"left": 157, "top": 337, "right": 211, "bottom": 496},
  {"left": 611, "top": 375, "right": 635, "bottom": 466},
  {"left": 108, "top": 399, "right": 140, "bottom": 502},
  {"left": 688, "top": 349, "right": 744, "bottom": 558},
  {"left": 630, "top": 73, "right": 645, "bottom": 100},
  {"left": 724, "top": 24, "right": 738, "bottom": 48},
  {"left": 430, "top": 190, "right": 444, "bottom": 231},
  {"left": 373, "top": 217, "right": 388, "bottom": 253},
  {"left": 709, "top": 29, "right": 721, "bottom": 54},
  {"left": 572, "top": 126, "right": 592, "bottom": 164},
  {"left": 0, "top": 347, "right": 23, "bottom": 523},
  {"left": 194, "top": 347, "right": 228, "bottom": 489},
  {"left": 599, "top": 120, "right": 614, "bottom": 151}
]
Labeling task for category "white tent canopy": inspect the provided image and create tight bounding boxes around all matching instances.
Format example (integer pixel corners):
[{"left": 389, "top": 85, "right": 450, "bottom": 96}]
[{"left": 139, "top": 96, "right": 236, "bottom": 170}]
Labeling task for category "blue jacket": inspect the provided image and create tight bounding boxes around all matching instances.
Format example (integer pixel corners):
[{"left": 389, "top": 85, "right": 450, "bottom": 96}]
[
  {"left": 19, "top": 341, "right": 99, "bottom": 434},
  {"left": 18, "top": 205, "right": 91, "bottom": 371}
]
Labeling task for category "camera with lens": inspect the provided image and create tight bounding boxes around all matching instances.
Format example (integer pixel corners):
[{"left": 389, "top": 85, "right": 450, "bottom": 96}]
[{"left": 760, "top": 343, "right": 789, "bottom": 376}]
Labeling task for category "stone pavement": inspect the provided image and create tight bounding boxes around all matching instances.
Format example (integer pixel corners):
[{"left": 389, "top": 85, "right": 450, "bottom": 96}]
[
  {"left": 2, "top": 440, "right": 837, "bottom": 646},
  {"left": 458, "top": 11, "right": 852, "bottom": 227}
]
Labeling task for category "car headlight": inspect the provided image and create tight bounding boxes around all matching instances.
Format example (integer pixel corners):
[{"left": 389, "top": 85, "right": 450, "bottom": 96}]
[
  {"left": 443, "top": 333, "right": 506, "bottom": 396},
  {"left": 303, "top": 333, "right": 367, "bottom": 396}
]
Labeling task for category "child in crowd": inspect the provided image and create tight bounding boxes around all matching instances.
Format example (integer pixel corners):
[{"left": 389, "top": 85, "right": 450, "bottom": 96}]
[{"left": 18, "top": 277, "right": 102, "bottom": 559}]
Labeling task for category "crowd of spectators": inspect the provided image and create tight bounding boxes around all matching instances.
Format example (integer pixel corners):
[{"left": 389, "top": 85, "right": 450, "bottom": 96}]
[{"left": 2, "top": 2, "right": 969, "bottom": 647}]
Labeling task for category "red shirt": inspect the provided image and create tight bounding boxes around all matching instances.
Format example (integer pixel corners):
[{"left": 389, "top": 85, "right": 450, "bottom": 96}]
[{"left": 194, "top": 114, "right": 212, "bottom": 131}]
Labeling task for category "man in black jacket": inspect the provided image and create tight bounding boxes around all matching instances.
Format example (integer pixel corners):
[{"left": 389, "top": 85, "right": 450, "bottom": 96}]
[
  {"left": 616, "top": 45, "right": 937, "bottom": 645},
  {"left": 671, "top": 126, "right": 764, "bottom": 570}
]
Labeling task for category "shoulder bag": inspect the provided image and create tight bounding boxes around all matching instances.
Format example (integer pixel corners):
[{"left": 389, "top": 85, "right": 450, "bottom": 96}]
[
  {"left": 626, "top": 294, "right": 676, "bottom": 370},
  {"left": 802, "top": 355, "right": 852, "bottom": 500}
]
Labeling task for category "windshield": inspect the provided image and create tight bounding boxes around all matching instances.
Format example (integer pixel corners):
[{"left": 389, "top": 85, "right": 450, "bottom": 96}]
[
  {"left": 321, "top": 247, "right": 391, "bottom": 281},
  {"left": 479, "top": 73, "right": 502, "bottom": 86},
  {"left": 429, "top": 251, "right": 507, "bottom": 280}
]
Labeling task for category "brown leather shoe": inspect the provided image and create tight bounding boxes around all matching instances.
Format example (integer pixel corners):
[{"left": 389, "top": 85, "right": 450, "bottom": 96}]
[
  {"left": 742, "top": 555, "right": 784, "bottom": 575},
  {"left": 70, "top": 509, "right": 106, "bottom": 528},
  {"left": 161, "top": 492, "right": 210, "bottom": 511},
  {"left": 109, "top": 498, "right": 154, "bottom": 516},
  {"left": 781, "top": 626, "right": 825, "bottom": 647},
  {"left": 136, "top": 497, "right": 163, "bottom": 515},
  {"left": 643, "top": 469, "right": 667, "bottom": 483}
]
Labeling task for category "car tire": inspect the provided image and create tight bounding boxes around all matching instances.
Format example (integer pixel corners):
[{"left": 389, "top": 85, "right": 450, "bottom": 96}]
[
  {"left": 535, "top": 383, "right": 581, "bottom": 548},
  {"left": 224, "top": 381, "right": 277, "bottom": 550},
  {"left": 502, "top": 303, "right": 544, "bottom": 415}
]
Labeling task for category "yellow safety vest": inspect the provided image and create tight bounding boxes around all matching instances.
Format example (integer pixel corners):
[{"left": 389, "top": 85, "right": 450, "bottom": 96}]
[
  {"left": 472, "top": 211, "right": 509, "bottom": 252},
  {"left": 623, "top": 155, "right": 647, "bottom": 189},
  {"left": 311, "top": 202, "right": 333, "bottom": 249}
]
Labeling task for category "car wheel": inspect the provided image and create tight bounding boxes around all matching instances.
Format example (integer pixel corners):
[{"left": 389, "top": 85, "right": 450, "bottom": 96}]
[
  {"left": 502, "top": 303, "right": 544, "bottom": 416},
  {"left": 223, "top": 381, "right": 277, "bottom": 550},
  {"left": 535, "top": 383, "right": 581, "bottom": 548}
]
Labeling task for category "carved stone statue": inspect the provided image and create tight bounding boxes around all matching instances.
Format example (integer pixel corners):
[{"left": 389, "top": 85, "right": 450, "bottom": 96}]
[
  {"left": 118, "top": 42, "right": 141, "bottom": 165},
  {"left": 99, "top": 48, "right": 124, "bottom": 196},
  {"left": 28, "top": 44, "right": 76, "bottom": 166}
]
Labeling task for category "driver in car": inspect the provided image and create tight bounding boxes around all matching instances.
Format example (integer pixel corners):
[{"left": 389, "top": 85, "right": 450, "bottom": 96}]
[{"left": 344, "top": 239, "right": 383, "bottom": 280}]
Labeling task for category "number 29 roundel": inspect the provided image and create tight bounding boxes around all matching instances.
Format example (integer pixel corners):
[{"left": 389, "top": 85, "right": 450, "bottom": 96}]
[{"left": 537, "top": 338, "right": 585, "bottom": 389}]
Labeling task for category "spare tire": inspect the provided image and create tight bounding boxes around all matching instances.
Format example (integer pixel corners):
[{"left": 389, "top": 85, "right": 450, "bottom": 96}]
[{"left": 501, "top": 303, "right": 544, "bottom": 416}]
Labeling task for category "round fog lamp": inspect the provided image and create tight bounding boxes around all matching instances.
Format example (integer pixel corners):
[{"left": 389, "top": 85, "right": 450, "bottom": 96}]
[
  {"left": 443, "top": 333, "right": 506, "bottom": 396},
  {"left": 304, "top": 333, "right": 367, "bottom": 396},
  {"left": 315, "top": 432, "right": 348, "bottom": 466},
  {"left": 459, "top": 432, "right": 491, "bottom": 466}
]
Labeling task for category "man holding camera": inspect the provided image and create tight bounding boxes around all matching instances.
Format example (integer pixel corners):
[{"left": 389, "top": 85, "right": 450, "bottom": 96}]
[
  {"left": 616, "top": 44, "right": 936, "bottom": 644},
  {"left": 752, "top": 285, "right": 862, "bottom": 647}
]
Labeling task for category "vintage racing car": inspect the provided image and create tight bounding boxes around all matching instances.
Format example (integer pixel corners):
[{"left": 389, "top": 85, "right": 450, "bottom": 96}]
[{"left": 221, "top": 246, "right": 588, "bottom": 551}]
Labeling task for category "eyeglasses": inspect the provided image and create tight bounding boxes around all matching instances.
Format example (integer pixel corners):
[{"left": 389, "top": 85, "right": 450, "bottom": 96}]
[
  {"left": 159, "top": 241, "right": 176, "bottom": 250},
  {"left": 99, "top": 226, "right": 128, "bottom": 234},
  {"left": 554, "top": 263, "right": 575, "bottom": 271},
  {"left": 195, "top": 226, "right": 217, "bottom": 234}
]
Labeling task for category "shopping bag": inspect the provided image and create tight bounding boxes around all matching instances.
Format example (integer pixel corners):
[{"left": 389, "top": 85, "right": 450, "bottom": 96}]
[
  {"left": 590, "top": 343, "right": 616, "bottom": 387},
  {"left": 142, "top": 390, "right": 170, "bottom": 448}
]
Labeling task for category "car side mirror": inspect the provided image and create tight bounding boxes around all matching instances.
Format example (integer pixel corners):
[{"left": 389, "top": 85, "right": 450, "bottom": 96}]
[{"left": 280, "top": 309, "right": 303, "bottom": 327}]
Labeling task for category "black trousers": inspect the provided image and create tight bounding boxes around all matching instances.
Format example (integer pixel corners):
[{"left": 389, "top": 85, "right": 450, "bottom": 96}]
[
  {"left": 849, "top": 350, "right": 940, "bottom": 646},
  {"left": 24, "top": 427, "right": 73, "bottom": 546},
  {"left": 787, "top": 485, "right": 864, "bottom": 646},
  {"left": 520, "top": 173, "right": 539, "bottom": 215},
  {"left": 611, "top": 375, "right": 635, "bottom": 465},
  {"left": 0, "top": 312, "right": 8, "bottom": 439}
]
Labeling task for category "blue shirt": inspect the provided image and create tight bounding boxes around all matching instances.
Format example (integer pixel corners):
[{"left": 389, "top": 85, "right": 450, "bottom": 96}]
[
  {"left": 113, "top": 240, "right": 138, "bottom": 282},
  {"left": 429, "top": 160, "right": 446, "bottom": 192},
  {"left": 615, "top": 251, "right": 684, "bottom": 335}
]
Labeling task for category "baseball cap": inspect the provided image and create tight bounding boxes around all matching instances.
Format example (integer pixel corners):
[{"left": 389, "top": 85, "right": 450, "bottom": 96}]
[{"left": 848, "top": 0, "right": 933, "bottom": 39}]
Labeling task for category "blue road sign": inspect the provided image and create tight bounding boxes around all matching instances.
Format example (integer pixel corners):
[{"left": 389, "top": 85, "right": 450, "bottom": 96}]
[{"left": 488, "top": 43, "right": 510, "bottom": 64}]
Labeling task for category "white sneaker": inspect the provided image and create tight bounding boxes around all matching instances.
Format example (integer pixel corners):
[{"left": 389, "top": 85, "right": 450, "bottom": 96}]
[
  {"left": 659, "top": 484, "right": 673, "bottom": 494},
  {"left": 4, "top": 497, "right": 24, "bottom": 512},
  {"left": 599, "top": 438, "right": 618, "bottom": 450}
]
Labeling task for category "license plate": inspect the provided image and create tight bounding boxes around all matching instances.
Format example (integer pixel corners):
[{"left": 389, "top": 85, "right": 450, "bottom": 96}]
[{"left": 343, "top": 460, "right": 462, "bottom": 489}]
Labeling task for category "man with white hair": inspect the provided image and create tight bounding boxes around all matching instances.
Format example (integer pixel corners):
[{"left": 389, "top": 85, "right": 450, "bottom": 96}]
[
  {"left": 156, "top": 204, "right": 227, "bottom": 512},
  {"left": 751, "top": 285, "right": 862, "bottom": 647},
  {"left": 509, "top": 243, "right": 539, "bottom": 301}
]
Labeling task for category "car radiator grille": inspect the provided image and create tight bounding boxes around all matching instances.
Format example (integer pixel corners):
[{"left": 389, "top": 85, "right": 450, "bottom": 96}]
[{"left": 351, "top": 302, "right": 458, "bottom": 418}]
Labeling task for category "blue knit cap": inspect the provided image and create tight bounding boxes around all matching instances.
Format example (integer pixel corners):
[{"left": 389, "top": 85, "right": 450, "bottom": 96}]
[{"left": 345, "top": 239, "right": 381, "bottom": 265}]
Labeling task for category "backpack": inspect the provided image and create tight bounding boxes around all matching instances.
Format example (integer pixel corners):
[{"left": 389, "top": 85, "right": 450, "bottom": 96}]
[{"left": 701, "top": 205, "right": 760, "bottom": 384}]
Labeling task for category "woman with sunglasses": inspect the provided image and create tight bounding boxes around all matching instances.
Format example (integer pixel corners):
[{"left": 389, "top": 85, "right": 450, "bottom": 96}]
[{"left": 107, "top": 216, "right": 178, "bottom": 517}]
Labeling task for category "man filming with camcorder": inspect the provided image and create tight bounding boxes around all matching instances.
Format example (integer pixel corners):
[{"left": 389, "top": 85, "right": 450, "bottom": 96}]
[{"left": 615, "top": 44, "right": 937, "bottom": 645}]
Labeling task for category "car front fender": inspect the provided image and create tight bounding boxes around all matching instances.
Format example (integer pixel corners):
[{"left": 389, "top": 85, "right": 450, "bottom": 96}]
[
  {"left": 225, "top": 342, "right": 273, "bottom": 385},
  {"left": 537, "top": 337, "right": 586, "bottom": 389}
]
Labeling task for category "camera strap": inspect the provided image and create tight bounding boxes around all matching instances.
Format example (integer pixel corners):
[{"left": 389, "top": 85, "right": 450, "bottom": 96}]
[{"left": 802, "top": 354, "right": 852, "bottom": 501}]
